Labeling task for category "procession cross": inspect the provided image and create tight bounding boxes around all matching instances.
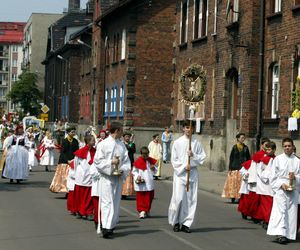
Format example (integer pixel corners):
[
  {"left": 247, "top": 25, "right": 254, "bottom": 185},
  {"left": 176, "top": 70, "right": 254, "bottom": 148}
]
[{"left": 179, "top": 64, "right": 206, "bottom": 192}]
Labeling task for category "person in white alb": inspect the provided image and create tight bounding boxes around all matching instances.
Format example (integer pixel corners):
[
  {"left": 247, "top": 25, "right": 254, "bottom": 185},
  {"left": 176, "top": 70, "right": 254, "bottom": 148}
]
[
  {"left": 267, "top": 138, "right": 300, "bottom": 244},
  {"left": 168, "top": 120, "right": 206, "bottom": 233},
  {"left": 93, "top": 122, "right": 131, "bottom": 239},
  {"left": 73, "top": 135, "right": 96, "bottom": 221}
]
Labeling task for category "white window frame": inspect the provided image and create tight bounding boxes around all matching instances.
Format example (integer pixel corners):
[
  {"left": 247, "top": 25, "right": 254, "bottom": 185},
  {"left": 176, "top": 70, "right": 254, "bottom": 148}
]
[
  {"left": 193, "top": 0, "right": 208, "bottom": 39},
  {"left": 271, "top": 63, "right": 279, "bottom": 119},
  {"left": 110, "top": 89, "right": 114, "bottom": 112},
  {"left": 104, "top": 89, "right": 108, "bottom": 114},
  {"left": 213, "top": 0, "right": 217, "bottom": 34},
  {"left": 180, "top": 0, "right": 189, "bottom": 43},
  {"left": 274, "top": 0, "right": 281, "bottom": 13},
  {"left": 121, "top": 29, "right": 126, "bottom": 60},
  {"left": 119, "top": 86, "right": 123, "bottom": 113},
  {"left": 233, "top": 0, "right": 239, "bottom": 22}
]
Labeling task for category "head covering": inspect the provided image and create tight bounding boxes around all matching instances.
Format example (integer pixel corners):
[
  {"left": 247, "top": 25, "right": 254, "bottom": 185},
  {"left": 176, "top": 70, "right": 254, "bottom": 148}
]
[
  {"left": 66, "top": 126, "right": 76, "bottom": 133},
  {"left": 15, "top": 124, "right": 23, "bottom": 134}
]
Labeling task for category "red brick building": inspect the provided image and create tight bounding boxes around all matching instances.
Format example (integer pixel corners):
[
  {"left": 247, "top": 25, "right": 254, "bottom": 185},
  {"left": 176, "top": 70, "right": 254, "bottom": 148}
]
[
  {"left": 171, "top": 0, "right": 300, "bottom": 170},
  {"left": 94, "top": 0, "right": 176, "bottom": 129}
]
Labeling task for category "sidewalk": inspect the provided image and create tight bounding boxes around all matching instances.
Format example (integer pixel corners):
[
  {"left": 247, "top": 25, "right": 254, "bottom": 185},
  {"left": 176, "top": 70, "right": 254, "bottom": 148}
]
[{"left": 161, "top": 162, "right": 227, "bottom": 195}]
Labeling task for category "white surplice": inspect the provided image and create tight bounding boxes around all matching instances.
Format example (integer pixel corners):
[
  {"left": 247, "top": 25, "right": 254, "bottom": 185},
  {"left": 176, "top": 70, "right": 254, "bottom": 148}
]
[
  {"left": 168, "top": 135, "right": 206, "bottom": 228},
  {"left": 132, "top": 160, "right": 157, "bottom": 192},
  {"left": 74, "top": 153, "right": 92, "bottom": 187},
  {"left": 267, "top": 153, "right": 300, "bottom": 240},
  {"left": 256, "top": 159, "right": 274, "bottom": 196},
  {"left": 93, "top": 135, "right": 131, "bottom": 231},
  {"left": 239, "top": 167, "right": 249, "bottom": 194}
]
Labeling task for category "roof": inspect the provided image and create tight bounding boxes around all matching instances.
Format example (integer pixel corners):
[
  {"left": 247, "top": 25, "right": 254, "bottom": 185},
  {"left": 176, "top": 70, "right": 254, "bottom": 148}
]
[
  {"left": 95, "top": 0, "right": 133, "bottom": 24},
  {"left": 0, "top": 22, "right": 26, "bottom": 44}
]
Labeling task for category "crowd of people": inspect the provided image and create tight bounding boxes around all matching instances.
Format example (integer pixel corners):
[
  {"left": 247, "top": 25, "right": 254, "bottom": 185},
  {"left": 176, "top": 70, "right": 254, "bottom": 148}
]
[
  {"left": 1, "top": 116, "right": 299, "bottom": 244},
  {"left": 45, "top": 120, "right": 206, "bottom": 239},
  {"left": 222, "top": 134, "right": 300, "bottom": 245}
]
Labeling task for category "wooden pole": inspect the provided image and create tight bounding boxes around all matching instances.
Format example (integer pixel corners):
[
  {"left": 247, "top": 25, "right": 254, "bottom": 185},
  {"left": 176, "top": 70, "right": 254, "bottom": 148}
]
[{"left": 186, "top": 118, "right": 192, "bottom": 192}]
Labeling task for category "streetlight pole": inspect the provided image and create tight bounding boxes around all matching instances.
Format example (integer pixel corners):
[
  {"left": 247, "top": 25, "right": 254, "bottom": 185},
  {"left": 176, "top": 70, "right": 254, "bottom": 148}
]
[{"left": 57, "top": 55, "right": 69, "bottom": 121}]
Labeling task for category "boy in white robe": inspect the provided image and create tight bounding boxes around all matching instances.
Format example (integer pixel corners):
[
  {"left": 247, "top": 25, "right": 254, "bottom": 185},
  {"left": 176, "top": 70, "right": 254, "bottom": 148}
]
[
  {"left": 168, "top": 120, "right": 206, "bottom": 233},
  {"left": 93, "top": 122, "right": 131, "bottom": 239},
  {"left": 132, "top": 146, "right": 157, "bottom": 219},
  {"left": 267, "top": 138, "right": 300, "bottom": 244}
]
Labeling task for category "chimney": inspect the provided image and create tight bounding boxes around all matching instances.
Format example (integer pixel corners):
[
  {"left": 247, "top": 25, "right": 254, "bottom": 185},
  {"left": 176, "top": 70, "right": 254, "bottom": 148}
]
[{"left": 68, "top": 0, "right": 80, "bottom": 12}]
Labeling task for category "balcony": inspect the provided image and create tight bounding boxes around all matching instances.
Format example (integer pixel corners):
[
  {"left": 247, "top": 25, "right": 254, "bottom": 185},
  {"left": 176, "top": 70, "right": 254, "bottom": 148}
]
[
  {"left": 0, "top": 96, "right": 6, "bottom": 102},
  {"left": 0, "top": 67, "right": 9, "bottom": 73},
  {"left": 0, "top": 51, "right": 9, "bottom": 58}
]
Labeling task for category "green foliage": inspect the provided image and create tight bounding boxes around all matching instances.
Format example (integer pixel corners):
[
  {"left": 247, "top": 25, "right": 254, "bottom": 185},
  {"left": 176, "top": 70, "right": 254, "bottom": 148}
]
[{"left": 6, "top": 71, "right": 42, "bottom": 116}]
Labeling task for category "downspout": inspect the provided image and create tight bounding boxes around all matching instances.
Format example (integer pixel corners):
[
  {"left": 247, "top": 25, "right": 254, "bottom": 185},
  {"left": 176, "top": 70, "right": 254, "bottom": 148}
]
[{"left": 256, "top": 0, "right": 265, "bottom": 151}]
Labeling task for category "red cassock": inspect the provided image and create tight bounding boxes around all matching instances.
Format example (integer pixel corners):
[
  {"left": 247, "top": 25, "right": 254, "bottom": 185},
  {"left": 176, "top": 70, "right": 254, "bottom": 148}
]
[
  {"left": 133, "top": 157, "right": 156, "bottom": 213},
  {"left": 67, "top": 160, "right": 76, "bottom": 213},
  {"left": 238, "top": 160, "right": 251, "bottom": 216},
  {"left": 73, "top": 145, "right": 96, "bottom": 217},
  {"left": 254, "top": 155, "right": 274, "bottom": 223}
]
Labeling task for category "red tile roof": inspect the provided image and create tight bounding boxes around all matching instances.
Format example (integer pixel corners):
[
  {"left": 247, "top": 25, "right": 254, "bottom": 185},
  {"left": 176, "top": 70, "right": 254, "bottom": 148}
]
[{"left": 0, "top": 22, "right": 26, "bottom": 44}]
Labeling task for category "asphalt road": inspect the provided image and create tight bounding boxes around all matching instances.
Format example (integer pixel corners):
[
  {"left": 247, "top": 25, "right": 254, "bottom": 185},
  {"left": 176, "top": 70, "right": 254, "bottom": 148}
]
[{"left": 0, "top": 167, "right": 299, "bottom": 250}]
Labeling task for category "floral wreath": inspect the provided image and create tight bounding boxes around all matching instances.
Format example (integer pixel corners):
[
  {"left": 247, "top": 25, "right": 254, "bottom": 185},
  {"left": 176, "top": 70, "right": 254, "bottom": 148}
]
[{"left": 180, "top": 64, "right": 207, "bottom": 106}]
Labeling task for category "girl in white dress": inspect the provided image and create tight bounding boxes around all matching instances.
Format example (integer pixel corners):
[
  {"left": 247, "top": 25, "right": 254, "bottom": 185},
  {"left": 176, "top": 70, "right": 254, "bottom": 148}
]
[{"left": 39, "top": 131, "right": 56, "bottom": 171}]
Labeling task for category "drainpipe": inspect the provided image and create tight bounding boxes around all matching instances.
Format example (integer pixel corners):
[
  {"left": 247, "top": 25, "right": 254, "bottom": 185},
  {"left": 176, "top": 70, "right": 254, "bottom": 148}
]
[{"left": 256, "top": 0, "right": 265, "bottom": 151}]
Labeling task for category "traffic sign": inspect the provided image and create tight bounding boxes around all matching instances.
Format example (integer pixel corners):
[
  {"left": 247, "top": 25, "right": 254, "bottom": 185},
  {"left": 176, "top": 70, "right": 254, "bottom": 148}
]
[
  {"left": 40, "top": 113, "right": 48, "bottom": 121},
  {"left": 41, "top": 105, "right": 50, "bottom": 113}
]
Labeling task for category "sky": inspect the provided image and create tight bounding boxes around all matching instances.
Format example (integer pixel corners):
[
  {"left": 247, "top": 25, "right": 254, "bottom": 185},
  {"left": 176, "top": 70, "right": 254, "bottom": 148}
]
[{"left": 0, "top": 0, "right": 89, "bottom": 22}]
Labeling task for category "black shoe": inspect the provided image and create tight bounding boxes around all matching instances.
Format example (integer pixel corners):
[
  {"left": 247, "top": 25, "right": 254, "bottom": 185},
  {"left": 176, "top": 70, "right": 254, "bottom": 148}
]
[
  {"left": 163, "top": 160, "right": 166, "bottom": 164},
  {"left": 251, "top": 218, "right": 261, "bottom": 224},
  {"left": 231, "top": 198, "right": 235, "bottom": 203},
  {"left": 173, "top": 223, "right": 180, "bottom": 232},
  {"left": 241, "top": 213, "right": 248, "bottom": 220},
  {"left": 9, "top": 179, "right": 13, "bottom": 183},
  {"left": 181, "top": 225, "right": 191, "bottom": 233},
  {"left": 276, "top": 236, "right": 288, "bottom": 244},
  {"left": 45, "top": 167, "right": 49, "bottom": 172},
  {"left": 262, "top": 222, "right": 268, "bottom": 230},
  {"left": 16, "top": 180, "right": 21, "bottom": 184},
  {"left": 153, "top": 176, "right": 158, "bottom": 180},
  {"left": 102, "top": 229, "right": 112, "bottom": 239},
  {"left": 86, "top": 214, "right": 94, "bottom": 221}
]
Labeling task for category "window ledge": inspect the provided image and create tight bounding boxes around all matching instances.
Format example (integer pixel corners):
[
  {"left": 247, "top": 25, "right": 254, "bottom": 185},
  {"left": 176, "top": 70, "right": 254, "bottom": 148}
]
[
  {"left": 292, "top": 5, "right": 300, "bottom": 13},
  {"left": 191, "top": 36, "right": 208, "bottom": 44},
  {"left": 111, "top": 61, "right": 119, "bottom": 66},
  {"left": 263, "top": 118, "right": 280, "bottom": 124},
  {"left": 178, "top": 42, "right": 188, "bottom": 49},
  {"left": 266, "top": 12, "right": 282, "bottom": 21},
  {"left": 120, "top": 59, "right": 126, "bottom": 63}
]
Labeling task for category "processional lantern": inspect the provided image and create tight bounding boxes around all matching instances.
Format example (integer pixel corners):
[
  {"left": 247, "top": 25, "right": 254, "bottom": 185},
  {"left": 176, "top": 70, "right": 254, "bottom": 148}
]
[{"left": 179, "top": 64, "right": 207, "bottom": 191}]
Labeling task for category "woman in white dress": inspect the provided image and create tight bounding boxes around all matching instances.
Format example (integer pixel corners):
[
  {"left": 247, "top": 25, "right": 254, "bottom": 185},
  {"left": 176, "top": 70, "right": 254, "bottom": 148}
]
[
  {"left": 39, "top": 131, "right": 56, "bottom": 172},
  {"left": 3, "top": 125, "right": 29, "bottom": 183}
]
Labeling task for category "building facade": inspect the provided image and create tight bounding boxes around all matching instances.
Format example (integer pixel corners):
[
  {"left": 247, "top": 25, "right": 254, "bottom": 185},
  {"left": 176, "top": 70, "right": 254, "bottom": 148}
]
[
  {"left": 23, "top": 13, "right": 63, "bottom": 92},
  {"left": 0, "top": 22, "right": 25, "bottom": 114},
  {"left": 95, "top": 0, "right": 176, "bottom": 131}
]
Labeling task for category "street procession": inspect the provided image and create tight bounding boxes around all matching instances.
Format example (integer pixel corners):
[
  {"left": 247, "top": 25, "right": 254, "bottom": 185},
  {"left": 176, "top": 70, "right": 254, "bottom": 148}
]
[{"left": 1, "top": 0, "right": 300, "bottom": 249}]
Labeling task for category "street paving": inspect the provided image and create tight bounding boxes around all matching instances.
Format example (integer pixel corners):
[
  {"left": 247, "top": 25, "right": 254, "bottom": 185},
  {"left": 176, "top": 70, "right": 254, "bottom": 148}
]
[{"left": 0, "top": 167, "right": 299, "bottom": 250}]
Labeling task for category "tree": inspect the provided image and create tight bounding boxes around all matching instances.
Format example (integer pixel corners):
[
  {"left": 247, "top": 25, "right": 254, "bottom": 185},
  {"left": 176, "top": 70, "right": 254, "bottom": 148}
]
[{"left": 7, "top": 71, "right": 43, "bottom": 116}]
